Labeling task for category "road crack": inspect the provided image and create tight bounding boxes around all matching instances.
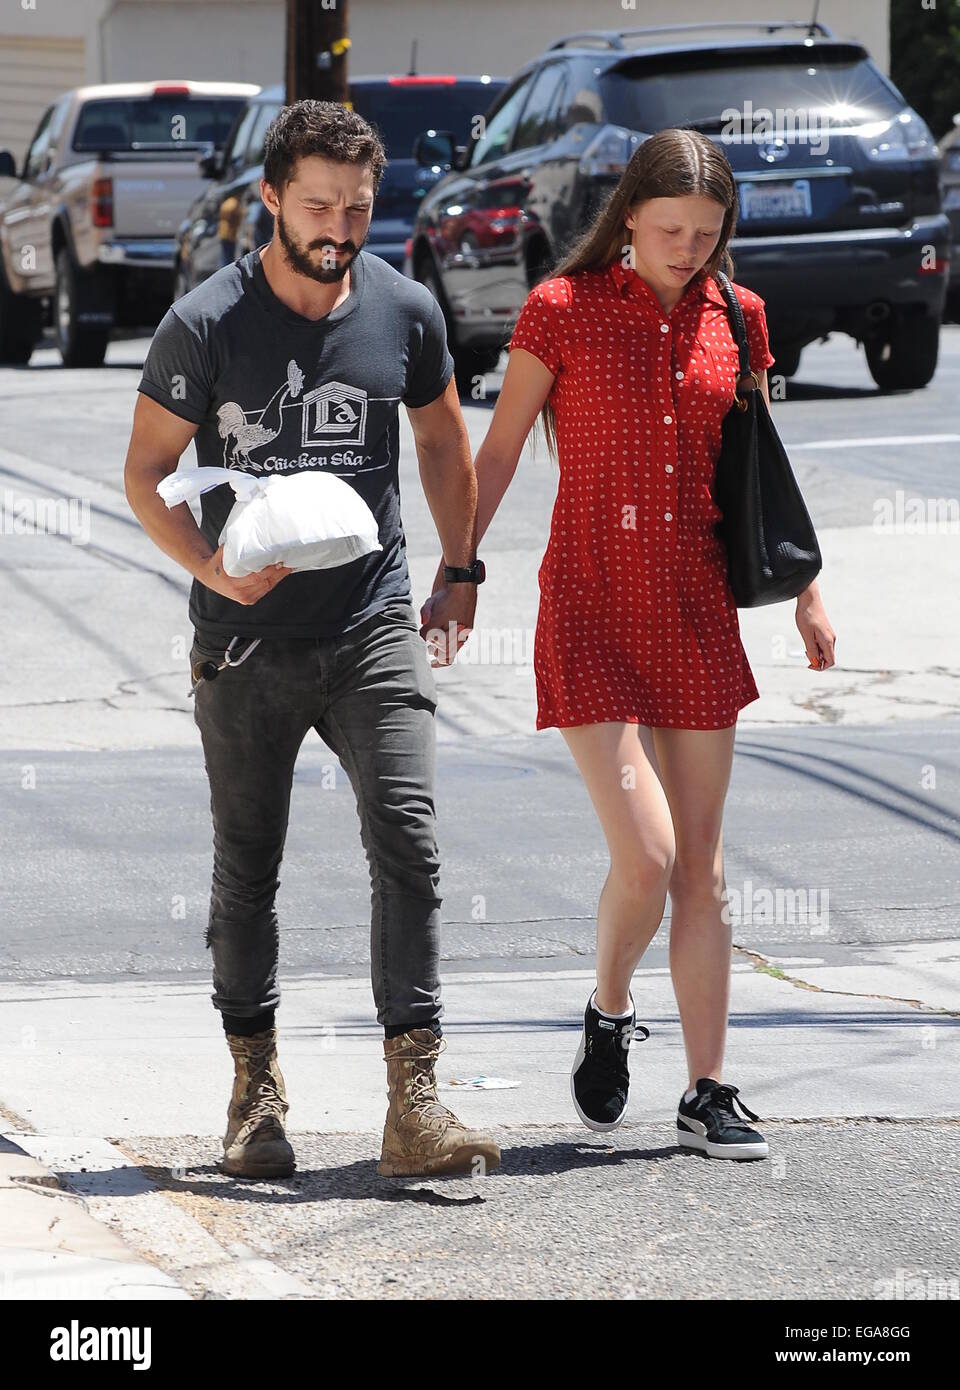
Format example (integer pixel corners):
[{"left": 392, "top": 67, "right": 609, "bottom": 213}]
[{"left": 733, "top": 944, "right": 960, "bottom": 1016}]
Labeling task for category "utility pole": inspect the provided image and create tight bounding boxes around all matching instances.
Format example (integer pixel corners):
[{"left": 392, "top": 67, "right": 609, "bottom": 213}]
[{"left": 285, "top": 0, "right": 351, "bottom": 104}]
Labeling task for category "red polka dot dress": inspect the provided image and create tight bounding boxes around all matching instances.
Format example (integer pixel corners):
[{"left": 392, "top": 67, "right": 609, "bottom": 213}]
[{"left": 508, "top": 260, "right": 776, "bottom": 732}]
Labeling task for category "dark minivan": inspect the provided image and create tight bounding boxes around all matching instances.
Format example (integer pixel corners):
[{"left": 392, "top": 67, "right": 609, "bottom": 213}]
[{"left": 174, "top": 73, "right": 506, "bottom": 293}]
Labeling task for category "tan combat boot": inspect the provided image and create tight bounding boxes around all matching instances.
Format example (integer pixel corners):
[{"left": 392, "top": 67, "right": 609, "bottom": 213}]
[
  {"left": 222, "top": 1027, "right": 296, "bottom": 1179},
  {"left": 377, "top": 1028, "right": 501, "bottom": 1177}
]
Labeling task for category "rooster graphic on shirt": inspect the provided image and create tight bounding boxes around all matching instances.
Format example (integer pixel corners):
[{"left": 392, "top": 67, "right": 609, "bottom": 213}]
[{"left": 216, "top": 359, "right": 378, "bottom": 473}]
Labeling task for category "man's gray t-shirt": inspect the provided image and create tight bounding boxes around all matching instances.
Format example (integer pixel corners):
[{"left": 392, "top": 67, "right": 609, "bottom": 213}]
[{"left": 137, "top": 246, "right": 454, "bottom": 641}]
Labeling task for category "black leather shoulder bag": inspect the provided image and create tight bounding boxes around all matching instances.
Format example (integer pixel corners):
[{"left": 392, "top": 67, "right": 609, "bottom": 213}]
[{"left": 711, "top": 270, "right": 822, "bottom": 607}]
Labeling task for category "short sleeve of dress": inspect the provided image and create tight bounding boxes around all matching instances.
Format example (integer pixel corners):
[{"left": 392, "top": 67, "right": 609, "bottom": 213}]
[
  {"left": 508, "top": 285, "right": 562, "bottom": 375},
  {"left": 743, "top": 294, "right": 775, "bottom": 375}
]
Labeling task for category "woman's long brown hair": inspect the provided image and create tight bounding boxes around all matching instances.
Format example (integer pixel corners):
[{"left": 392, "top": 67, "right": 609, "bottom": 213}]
[{"left": 528, "top": 127, "right": 739, "bottom": 464}]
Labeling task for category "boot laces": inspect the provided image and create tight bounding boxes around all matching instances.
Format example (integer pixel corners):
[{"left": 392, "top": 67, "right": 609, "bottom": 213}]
[
  {"left": 402, "top": 1037, "right": 457, "bottom": 1121},
  {"left": 234, "top": 1036, "right": 285, "bottom": 1129}
]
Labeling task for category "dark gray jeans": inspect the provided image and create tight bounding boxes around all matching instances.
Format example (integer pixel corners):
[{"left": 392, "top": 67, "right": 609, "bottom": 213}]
[{"left": 189, "top": 598, "right": 443, "bottom": 1032}]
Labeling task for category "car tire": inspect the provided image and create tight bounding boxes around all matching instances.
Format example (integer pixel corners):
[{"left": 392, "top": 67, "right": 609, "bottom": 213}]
[
  {"left": 55, "top": 248, "right": 111, "bottom": 368},
  {"left": 0, "top": 271, "right": 42, "bottom": 365},
  {"left": 415, "top": 253, "right": 503, "bottom": 392},
  {"left": 865, "top": 312, "right": 940, "bottom": 392},
  {"left": 771, "top": 343, "right": 801, "bottom": 378}
]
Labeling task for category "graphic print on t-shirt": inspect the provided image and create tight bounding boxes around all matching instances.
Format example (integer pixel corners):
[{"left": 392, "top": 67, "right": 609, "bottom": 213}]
[{"left": 216, "top": 356, "right": 394, "bottom": 475}]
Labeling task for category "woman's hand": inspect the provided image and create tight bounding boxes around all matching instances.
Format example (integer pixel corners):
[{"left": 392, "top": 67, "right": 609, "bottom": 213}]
[{"left": 796, "top": 582, "right": 836, "bottom": 670}]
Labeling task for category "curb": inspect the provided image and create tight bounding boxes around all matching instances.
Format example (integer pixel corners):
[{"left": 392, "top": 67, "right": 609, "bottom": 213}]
[{"left": 0, "top": 1134, "right": 189, "bottom": 1300}]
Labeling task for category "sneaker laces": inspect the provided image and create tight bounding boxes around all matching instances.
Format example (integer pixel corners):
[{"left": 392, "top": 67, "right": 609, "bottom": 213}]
[
  {"left": 585, "top": 1018, "right": 650, "bottom": 1077},
  {"left": 695, "top": 1082, "right": 760, "bottom": 1125}
]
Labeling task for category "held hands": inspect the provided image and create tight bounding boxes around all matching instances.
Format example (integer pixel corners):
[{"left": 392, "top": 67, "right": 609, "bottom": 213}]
[
  {"left": 420, "top": 561, "right": 476, "bottom": 667},
  {"left": 796, "top": 583, "right": 836, "bottom": 670},
  {"left": 195, "top": 545, "right": 293, "bottom": 605}
]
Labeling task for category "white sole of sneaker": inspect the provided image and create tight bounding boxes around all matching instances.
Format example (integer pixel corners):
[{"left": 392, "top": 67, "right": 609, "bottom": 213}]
[
  {"left": 570, "top": 1030, "right": 627, "bottom": 1132},
  {"left": 677, "top": 1122, "right": 769, "bottom": 1160}
]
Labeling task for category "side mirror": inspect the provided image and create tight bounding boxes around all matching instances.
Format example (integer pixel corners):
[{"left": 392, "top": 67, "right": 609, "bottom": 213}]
[
  {"left": 412, "top": 129, "right": 456, "bottom": 168},
  {"left": 0, "top": 150, "right": 18, "bottom": 179},
  {"left": 197, "top": 143, "right": 223, "bottom": 179}
]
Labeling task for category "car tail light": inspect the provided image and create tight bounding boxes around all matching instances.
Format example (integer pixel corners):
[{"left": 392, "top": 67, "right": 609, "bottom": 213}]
[
  {"left": 91, "top": 177, "right": 113, "bottom": 228},
  {"left": 858, "top": 109, "right": 938, "bottom": 162},
  {"left": 918, "top": 257, "right": 949, "bottom": 275},
  {"left": 153, "top": 84, "right": 191, "bottom": 96},
  {"left": 388, "top": 75, "right": 457, "bottom": 85}
]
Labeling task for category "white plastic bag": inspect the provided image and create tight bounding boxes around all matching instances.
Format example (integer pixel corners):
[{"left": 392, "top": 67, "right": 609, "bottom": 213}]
[{"left": 156, "top": 467, "right": 382, "bottom": 578}]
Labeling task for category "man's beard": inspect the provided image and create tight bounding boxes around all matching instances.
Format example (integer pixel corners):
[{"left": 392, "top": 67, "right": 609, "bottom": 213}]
[{"left": 275, "top": 210, "right": 364, "bottom": 284}]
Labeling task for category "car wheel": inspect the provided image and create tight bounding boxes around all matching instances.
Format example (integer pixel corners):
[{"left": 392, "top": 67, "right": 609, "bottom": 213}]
[
  {"left": 865, "top": 312, "right": 940, "bottom": 392},
  {"left": 55, "top": 248, "right": 110, "bottom": 367},
  {"left": 771, "top": 343, "right": 801, "bottom": 378},
  {"left": 0, "top": 273, "right": 42, "bottom": 365}
]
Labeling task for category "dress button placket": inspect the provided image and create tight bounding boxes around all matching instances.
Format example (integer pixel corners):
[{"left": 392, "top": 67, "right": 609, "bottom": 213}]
[{"left": 662, "top": 320, "right": 678, "bottom": 550}]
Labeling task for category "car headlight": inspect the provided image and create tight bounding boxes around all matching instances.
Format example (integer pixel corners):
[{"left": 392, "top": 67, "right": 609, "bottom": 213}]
[{"left": 859, "top": 108, "right": 938, "bottom": 162}]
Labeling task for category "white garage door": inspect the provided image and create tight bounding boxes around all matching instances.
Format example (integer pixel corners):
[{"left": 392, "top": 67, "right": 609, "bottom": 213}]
[{"left": 0, "top": 35, "right": 87, "bottom": 169}]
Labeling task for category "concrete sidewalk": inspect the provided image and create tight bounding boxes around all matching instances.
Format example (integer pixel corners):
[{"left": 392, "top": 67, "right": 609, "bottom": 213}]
[
  {"left": 0, "top": 1134, "right": 188, "bottom": 1300},
  {"left": 1, "top": 943, "right": 957, "bottom": 1299}
]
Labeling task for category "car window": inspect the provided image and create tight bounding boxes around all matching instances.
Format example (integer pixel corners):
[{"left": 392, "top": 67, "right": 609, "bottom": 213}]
[
  {"left": 542, "top": 71, "right": 569, "bottom": 142},
  {"left": 599, "top": 50, "right": 903, "bottom": 133},
  {"left": 226, "top": 103, "right": 261, "bottom": 166},
  {"left": 349, "top": 81, "right": 506, "bottom": 161},
  {"left": 247, "top": 103, "right": 281, "bottom": 167},
  {"left": 45, "top": 95, "right": 73, "bottom": 157},
  {"left": 23, "top": 105, "right": 55, "bottom": 179},
  {"left": 513, "top": 65, "right": 566, "bottom": 151},
  {"left": 72, "top": 96, "right": 246, "bottom": 151},
  {"left": 470, "top": 74, "right": 536, "bottom": 166}
]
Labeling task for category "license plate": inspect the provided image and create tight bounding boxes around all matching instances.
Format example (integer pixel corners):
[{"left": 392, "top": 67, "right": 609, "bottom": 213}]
[{"left": 739, "top": 179, "right": 812, "bottom": 220}]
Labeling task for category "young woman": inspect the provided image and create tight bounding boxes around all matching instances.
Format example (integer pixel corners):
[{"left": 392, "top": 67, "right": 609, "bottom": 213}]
[{"left": 424, "top": 127, "right": 837, "bottom": 1160}]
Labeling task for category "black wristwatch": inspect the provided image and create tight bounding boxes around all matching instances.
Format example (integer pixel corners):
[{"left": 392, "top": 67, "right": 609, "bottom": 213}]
[{"left": 443, "top": 558, "right": 486, "bottom": 584}]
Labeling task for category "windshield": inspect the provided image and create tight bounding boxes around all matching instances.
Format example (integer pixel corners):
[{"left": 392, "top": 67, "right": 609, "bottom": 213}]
[
  {"left": 72, "top": 96, "right": 247, "bottom": 152},
  {"left": 599, "top": 52, "right": 903, "bottom": 133},
  {"left": 349, "top": 82, "right": 505, "bottom": 159}
]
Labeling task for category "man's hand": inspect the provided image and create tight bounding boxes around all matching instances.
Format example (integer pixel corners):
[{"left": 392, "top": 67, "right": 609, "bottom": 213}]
[
  {"left": 195, "top": 545, "right": 294, "bottom": 605},
  {"left": 420, "top": 581, "right": 476, "bottom": 667}
]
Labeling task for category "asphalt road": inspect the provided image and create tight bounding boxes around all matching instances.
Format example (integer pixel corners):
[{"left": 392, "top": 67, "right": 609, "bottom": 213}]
[{"left": 1, "top": 323, "right": 957, "bottom": 978}]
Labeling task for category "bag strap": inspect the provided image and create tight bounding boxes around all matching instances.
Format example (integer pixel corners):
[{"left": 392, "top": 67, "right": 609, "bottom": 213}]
[{"left": 713, "top": 270, "right": 760, "bottom": 402}]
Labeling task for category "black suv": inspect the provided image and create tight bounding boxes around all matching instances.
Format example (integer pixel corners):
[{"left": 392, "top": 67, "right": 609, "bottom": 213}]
[
  {"left": 406, "top": 22, "right": 950, "bottom": 391},
  {"left": 174, "top": 73, "right": 506, "bottom": 294},
  {"left": 938, "top": 112, "right": 960, "bottom": 320}
]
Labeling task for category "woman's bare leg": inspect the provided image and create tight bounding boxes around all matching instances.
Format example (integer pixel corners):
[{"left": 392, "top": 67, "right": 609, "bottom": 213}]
[
  {"left": 560, "top": 721, "right": 676, "bottom": 1014},
  {"left": 651, "top": 724, "right": 737, "bottom": 1090}
]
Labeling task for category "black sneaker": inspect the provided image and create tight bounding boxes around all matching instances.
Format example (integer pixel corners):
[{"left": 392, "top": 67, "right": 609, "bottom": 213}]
[
  {"left": 677, "top": 1078, "right": 769, "bottom": 1160},
  {"left": 570, "top": 991, "right": 650, "bottom": 1131}
]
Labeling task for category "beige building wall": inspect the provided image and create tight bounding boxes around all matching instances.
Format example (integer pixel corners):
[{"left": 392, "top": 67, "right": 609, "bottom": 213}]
[{"left": 1, "top": 0, "right": 891, "bottom": 165}]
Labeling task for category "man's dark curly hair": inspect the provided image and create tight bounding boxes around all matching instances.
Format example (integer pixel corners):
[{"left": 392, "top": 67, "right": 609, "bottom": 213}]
[{"left": 263, "top": 99, "right": 387, "bottom": 196}]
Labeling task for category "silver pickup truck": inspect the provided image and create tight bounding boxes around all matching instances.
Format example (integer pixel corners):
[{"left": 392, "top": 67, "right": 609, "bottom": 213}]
[{"left": 0, "top": 79, "right": 258, "bottom": 367}]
